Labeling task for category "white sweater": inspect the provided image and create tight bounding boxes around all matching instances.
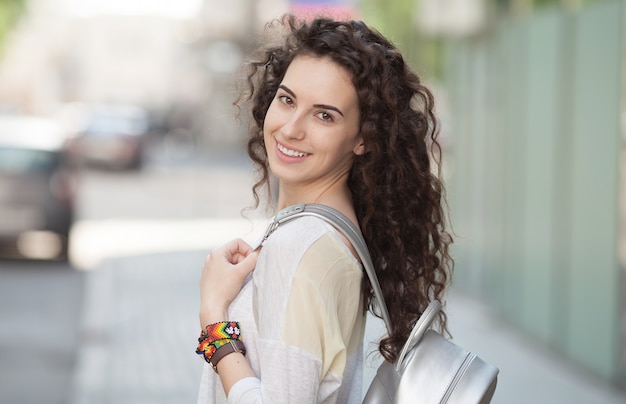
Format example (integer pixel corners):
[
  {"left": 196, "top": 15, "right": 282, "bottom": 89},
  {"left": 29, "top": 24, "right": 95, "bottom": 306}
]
[{"left": 197, "top": 216, "right": 366, "bottom": 404}]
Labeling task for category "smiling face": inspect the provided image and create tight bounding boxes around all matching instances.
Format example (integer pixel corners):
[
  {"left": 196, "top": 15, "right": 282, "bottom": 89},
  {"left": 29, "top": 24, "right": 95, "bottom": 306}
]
[{"left": 263, "top": 54, "right": 363, "bottom": 206}]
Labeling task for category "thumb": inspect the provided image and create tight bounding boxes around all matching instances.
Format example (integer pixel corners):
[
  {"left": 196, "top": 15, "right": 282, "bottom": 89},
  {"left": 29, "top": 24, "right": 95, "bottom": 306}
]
[{"left": 234, "top": 249, "right": 258, "bottom": 277}]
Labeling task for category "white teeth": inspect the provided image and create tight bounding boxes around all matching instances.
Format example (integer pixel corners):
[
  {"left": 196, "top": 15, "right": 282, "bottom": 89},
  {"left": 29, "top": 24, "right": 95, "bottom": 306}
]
[{"left": 278, "top": 143, "right": 307, "bottom": 157}]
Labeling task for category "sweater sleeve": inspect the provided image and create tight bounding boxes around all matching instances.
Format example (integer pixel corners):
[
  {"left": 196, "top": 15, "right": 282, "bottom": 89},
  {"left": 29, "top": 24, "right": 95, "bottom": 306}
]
[{"left": 228, "top": 377, "right": 261, "bottom": 403}]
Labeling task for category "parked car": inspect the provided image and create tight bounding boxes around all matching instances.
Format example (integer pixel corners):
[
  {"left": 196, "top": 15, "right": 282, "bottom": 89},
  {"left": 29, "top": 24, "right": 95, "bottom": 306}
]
[
  {"left": 68, "top": 104, "right": 150, "bottom": 170},
  {"left": 0, "top": 115, "right": 76, "bottom": 260}
]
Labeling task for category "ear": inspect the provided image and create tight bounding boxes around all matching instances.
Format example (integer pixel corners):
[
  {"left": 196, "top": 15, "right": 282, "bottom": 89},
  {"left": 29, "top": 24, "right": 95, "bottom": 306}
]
[{"left": 353, "top": 138, "right": 366, "bottom": 156}]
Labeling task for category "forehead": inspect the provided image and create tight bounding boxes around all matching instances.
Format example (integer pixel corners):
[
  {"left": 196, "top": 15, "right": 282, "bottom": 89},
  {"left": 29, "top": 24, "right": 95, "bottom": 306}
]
[{"left": 281, "top": 55, "right": 357, "bottom": 105}]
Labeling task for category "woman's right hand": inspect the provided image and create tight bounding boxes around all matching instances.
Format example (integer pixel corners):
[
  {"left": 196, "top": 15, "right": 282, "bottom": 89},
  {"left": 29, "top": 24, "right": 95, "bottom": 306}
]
[{"left": 199, "top": 238, "right": 259, "bottom": 327}]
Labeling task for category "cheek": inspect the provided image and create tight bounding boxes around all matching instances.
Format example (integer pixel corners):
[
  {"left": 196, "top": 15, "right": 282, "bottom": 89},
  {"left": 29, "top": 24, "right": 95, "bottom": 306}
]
[{"left": 263, "top": 104, "right": 278, "bottom": 135}]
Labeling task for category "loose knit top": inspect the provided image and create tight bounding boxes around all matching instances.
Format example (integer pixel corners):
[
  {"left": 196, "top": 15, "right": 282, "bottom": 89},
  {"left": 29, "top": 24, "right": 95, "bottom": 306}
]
[{"left": 197, "top": 216, "right": 366, "bottom": 404}]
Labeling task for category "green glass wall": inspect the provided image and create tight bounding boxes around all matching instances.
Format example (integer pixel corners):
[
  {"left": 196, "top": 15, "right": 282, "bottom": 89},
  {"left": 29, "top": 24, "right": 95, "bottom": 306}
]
[{"left": 445, "top": 0, "right": 624, "bottom": 383}]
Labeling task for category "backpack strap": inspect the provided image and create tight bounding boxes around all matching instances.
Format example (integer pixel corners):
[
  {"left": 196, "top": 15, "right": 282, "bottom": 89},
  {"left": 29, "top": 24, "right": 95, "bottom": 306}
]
[
  {"left": 260, "top": 203, "right": 444, "bottom": 370},
  {"left": 258, "top": 203, "right": 393, "bottom": 334}
]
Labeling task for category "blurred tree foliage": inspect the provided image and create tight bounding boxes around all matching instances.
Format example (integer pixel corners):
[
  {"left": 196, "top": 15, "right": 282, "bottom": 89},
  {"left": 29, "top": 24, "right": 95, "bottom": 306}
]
[
  {"left": 0, "top": 0, "right": 26, "bottom": 57},
  {"left": 360, "top": 0, "right": 442, "bottom": 80},
  {"left": 359, "top": 0, "right": 608, "bottom": 79},
  {"left": 495, "top": 0, "right": 605, "bottom": 12}
]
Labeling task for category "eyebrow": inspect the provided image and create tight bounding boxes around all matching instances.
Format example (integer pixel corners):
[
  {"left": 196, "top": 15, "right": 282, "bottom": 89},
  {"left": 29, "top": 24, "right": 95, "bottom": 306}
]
[{"left": 278, "top": 84, "right": 345, "bottom": 117}]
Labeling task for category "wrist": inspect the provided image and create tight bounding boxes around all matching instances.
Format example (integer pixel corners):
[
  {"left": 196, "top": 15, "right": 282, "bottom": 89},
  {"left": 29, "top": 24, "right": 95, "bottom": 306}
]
[
  {"left": 200, "top": 305, "right": 228, "bottom": 329},
  {"left": 195, "top": 321, "right": 246, "bottom": 373}
]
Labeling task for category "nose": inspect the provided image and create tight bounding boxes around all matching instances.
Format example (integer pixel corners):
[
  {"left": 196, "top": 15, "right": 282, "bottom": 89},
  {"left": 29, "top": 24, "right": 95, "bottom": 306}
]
[{"left": 280, "top": 111, "right": 306, "bottom": 140}]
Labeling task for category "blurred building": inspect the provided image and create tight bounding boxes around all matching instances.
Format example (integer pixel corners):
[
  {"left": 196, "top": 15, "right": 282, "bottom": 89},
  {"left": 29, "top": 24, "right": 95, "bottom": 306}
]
[
  {"left": 0, "top": 0, "right": 72, "bottom": 114},
  {"left": 415, "top": 0, "right": 489, "bottom": 37},
  {"left": 0, "top": 1, "right": 186, "bottom": 110},
  {"left": 441, "top": 0, "right": 626, "bottom": 389}
]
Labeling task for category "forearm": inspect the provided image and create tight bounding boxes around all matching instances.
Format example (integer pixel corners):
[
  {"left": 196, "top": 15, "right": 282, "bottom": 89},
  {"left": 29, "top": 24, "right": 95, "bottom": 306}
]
[
  {"left": 200, "top": 306, "right": 256, "bottom": 397},
  {"left": 214, "top": 352, "right": 256, "bottom": 396},
  {"left": 198, "top": 237, "right": 260, "bottom": 397}
]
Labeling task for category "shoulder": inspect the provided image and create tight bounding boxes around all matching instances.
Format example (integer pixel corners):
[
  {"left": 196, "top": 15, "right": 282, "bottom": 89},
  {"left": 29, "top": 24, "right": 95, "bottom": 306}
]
[
  {"left": 258, "top": 215, "right": 361, "bottom": 280},
  {"left": 297, "top": 232, "right": 362, "bottom": 282},
  {"left": 254, "top": 216, "right": 335, "bottom": 283},
  {"left": 263, "top": 215, "right": 334, "bottom": 254}
]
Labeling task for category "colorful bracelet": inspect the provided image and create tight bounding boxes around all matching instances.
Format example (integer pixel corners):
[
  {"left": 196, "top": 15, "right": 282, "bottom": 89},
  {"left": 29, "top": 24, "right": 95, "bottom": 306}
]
[
  {"left": 201, "top": 321, "right": 242, "bottom": 341},
  {"left": 195, "top": 321, "right": 243, "bottom": 365}
]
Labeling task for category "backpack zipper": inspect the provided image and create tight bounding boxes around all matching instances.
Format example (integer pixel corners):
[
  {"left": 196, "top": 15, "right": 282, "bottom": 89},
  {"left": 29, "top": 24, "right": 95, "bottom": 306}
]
[{"left": 440, "top": 352, "right": 476, "bottom": 403}]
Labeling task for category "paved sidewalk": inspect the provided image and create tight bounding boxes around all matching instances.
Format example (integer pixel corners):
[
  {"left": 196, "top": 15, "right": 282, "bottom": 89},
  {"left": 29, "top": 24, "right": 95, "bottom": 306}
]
[
  {"left": 444, "top": 292, "right": 626, "bottom": 404},
  {"left": 69, "top": 248, "right": 626, "bottom": 403},
  {"left": 69, "top": 250, "right": 206, "bottom": 404}
]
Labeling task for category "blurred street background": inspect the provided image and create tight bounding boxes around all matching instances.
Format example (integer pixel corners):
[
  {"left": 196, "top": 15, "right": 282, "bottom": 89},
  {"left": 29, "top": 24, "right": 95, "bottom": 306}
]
[{"left": 0, "top": 0, "right": 625, "bottom": 403}]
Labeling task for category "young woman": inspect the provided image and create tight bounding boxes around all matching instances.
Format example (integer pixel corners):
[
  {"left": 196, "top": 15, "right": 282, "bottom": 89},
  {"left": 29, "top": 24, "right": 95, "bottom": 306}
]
[{"left": 196, "top": 15, "right": 453, "bottom": 404}]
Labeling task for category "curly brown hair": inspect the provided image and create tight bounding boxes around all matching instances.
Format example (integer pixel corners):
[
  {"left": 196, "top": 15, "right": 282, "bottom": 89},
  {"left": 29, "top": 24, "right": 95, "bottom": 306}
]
[{"left": 239, "top": 15, "right": 453, "bottom": 363}]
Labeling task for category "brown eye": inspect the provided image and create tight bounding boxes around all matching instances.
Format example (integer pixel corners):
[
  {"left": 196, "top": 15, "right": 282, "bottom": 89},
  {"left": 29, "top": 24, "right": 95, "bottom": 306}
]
[
  {"left": 278, "top": 95, "right": 293, "bottom": 106},
  {"left": 316, "top": 111, "right": 334, "bottom": 122}
]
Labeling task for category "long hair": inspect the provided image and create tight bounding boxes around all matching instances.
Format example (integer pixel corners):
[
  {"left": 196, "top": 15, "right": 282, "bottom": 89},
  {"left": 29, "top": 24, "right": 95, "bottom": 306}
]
[{"left": 239, "top": 15, "right": 453, "bottom": 363}]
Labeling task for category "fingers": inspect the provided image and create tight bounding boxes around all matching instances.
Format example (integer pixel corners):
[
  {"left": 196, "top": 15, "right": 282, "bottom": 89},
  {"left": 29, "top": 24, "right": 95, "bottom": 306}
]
[
  {"left": 199, "top": 239, "right": 260, "bottom": 322},
  {"left": 234, "top": 248, "right": 259, "bottom": 277},
  {"left": 220, "top": 239, "right": 256, "bottom": 265}
]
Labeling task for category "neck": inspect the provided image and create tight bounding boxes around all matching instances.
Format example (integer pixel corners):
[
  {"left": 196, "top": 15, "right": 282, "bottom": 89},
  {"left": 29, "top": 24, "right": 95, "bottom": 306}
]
[
  {"left": 277, "top": 175, "right": 351, "bottom": 211},
  {"left": 278, "top": 179, "right": 362, "bottom": 255}
]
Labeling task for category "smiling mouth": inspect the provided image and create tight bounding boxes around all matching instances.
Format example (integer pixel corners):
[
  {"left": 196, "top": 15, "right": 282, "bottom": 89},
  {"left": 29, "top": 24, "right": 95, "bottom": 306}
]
[{"left": 277, "top": 142, "right": 309, "bottom": 157}]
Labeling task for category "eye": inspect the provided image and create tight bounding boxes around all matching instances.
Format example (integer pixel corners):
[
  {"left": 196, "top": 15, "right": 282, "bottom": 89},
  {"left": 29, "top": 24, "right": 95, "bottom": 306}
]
[
  {"left": 316, "top": 111, "right": 334, "bottom": 122},
  {"left": 278, "top": 94, "right": 294, "bottom": 106}
]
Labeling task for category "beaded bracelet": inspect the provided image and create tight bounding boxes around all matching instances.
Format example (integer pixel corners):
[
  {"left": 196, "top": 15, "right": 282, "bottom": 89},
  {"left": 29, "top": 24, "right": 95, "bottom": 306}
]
[
  {"left": 195, "top": 321, "right": 243, "bottom": 365},
  {"left": 201, "top": 321, "right": 242, "bottom": 341}
]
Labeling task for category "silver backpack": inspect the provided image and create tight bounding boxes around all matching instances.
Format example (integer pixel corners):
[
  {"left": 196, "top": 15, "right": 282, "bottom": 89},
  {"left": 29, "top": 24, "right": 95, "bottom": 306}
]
[{"left": 265, "top": 203, "right": 499, "bottom": 404}]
